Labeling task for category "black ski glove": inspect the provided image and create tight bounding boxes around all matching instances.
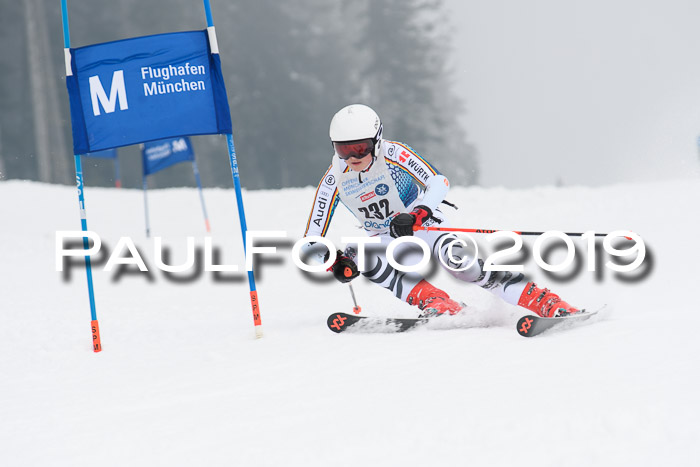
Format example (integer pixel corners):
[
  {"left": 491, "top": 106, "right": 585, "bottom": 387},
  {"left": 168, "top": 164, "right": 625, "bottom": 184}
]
[
  {"left": 326, "top": 250, "right": 359, "bottom": 283},
  {"left": 389, "top": 205, "right": 433, "bottom": 238}
]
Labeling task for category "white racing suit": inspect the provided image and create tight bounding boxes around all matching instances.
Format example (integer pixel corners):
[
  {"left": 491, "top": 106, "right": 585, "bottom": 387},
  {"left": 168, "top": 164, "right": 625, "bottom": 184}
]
[{"left": 302, "top": 139, "right": 527, "bottom": 306}]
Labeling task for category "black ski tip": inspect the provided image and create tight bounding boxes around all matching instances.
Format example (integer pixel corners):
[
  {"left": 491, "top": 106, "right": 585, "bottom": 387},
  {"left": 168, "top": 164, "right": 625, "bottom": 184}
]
[
  {"left": 327, "top": 313, "right": 354, "bottom": 333},
  {"left": 516, "top": 315, "right": 537, "bottom": 337}
]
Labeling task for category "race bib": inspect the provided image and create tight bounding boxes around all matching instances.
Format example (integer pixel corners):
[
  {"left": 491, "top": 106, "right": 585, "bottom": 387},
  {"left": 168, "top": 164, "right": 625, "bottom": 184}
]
[{"left": 334, "top": 155, "right": 407, "bottom": 235}]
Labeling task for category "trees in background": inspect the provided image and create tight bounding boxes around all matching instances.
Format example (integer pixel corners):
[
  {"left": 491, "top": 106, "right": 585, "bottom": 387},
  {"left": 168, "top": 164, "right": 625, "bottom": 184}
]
[{"left": 0, "top": 0, "right": 477, "bottom": 188}]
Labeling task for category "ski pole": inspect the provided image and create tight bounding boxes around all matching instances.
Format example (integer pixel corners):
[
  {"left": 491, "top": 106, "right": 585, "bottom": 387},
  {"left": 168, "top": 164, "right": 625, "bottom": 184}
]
[
  {"left": 348, "top": 283, "right": 362, "bottom": 314},
  {"left": 413, "top": 226, "right": 632, "bottom": 239}
]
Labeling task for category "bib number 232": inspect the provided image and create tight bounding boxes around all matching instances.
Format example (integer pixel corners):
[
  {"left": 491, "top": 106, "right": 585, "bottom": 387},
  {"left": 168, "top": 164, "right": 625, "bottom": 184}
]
[{"left": 358, "top": 199, "right": 394, "bottom": 220}]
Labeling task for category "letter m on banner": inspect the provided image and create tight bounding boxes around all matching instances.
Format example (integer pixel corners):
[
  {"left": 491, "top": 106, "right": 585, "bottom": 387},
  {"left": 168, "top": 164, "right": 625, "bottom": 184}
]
[
  {"left": 65, "top": 31, "right": 232, "bottom": 154},
  {"left": 89, "top": 71, "right": 128, "bottom": 116}
]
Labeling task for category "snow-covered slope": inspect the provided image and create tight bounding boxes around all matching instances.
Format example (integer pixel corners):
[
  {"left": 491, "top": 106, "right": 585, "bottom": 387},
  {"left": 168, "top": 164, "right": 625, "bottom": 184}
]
[{"left": 1, "top": 179, "right": 698, "bottom": 466}]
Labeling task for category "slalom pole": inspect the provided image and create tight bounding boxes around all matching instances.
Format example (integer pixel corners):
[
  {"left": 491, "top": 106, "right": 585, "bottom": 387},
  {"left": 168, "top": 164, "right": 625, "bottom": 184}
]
[
  {"left": 348, "top": 283, "right": 362, "bottom": 314},
  {"left": 114, "top": 156, "right": 121, "bottom": 188},
  {"left": 225, "top": 133, "right": 263, "bottom": 338},
  {"left": 414, "top": 226, "right": 623, "bottom": 238},
  {"left": 192, "top": 159, "right": 211, "bottom": 232},
  {"left": 142, "top": 175, "right": 151, "bottom": 237},
  {"left": 61, "top": 0, "right": 101, "bottom": 352},
  {"left": 204, "top": 0, "right": 263, "bottom": 338}
]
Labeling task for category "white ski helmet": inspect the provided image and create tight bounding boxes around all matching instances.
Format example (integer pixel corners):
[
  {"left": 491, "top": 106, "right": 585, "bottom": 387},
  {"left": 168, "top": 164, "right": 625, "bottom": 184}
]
[{"left": 329, "top": 104, "right": 383, "bottom": 149}]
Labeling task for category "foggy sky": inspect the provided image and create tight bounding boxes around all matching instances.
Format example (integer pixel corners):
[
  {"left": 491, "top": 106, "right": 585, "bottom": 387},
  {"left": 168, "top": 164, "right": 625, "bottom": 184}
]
[{"left": 444, "top": 0, "right": 700, "bottom": 188}]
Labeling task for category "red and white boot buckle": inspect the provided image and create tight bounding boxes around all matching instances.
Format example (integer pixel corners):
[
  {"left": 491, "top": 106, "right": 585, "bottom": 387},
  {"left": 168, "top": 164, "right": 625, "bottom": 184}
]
[
  {"left": 517, "top": 282, "right": 581, "bottom": 318},
  {"left": 407, "top": 279, "right": 463, "bottom": 317}
]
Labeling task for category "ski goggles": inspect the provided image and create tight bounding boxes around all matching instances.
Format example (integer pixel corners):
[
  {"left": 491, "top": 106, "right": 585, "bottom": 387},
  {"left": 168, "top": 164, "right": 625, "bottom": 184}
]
[{"left": 333, "top": 138, "right": 375, "bottom": 160}]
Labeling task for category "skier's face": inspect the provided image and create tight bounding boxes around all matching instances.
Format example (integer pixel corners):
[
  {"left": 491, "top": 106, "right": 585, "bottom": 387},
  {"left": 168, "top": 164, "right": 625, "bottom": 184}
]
[
  {"left": 346, "top": 154, "right": 373, "bottom": 171},
  {"left": 333, "top": 139, "right": 375, "bottom": 172}
]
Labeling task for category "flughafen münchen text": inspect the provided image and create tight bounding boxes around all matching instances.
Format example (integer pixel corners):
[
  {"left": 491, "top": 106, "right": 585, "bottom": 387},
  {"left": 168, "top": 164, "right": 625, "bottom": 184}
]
[{"left": 141, "top": 63, "right": 206, "bottom": 96}]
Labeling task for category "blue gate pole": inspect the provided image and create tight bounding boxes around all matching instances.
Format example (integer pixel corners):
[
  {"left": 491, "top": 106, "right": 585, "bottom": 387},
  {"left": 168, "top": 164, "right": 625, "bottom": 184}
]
[
  {"left": 61, "top": 0, "right": 102, "bottom": 352},
  {"left": 114, "top": 156, "right": 122, "bottom": 188},
  {"left": 142, "top": 175, "right": 151, "bottom": 238},
  {"left": 141, "top": 145, "right": 152, "bottom": 237},
  {"left": 204, "top": 0, "right": 263, "bottom": 338},
  {"left": 226, "top": 134, "right": 263, "bottom": 338},
  {"left": 192, "top": 159, "right": 211, "bottom": 232}
]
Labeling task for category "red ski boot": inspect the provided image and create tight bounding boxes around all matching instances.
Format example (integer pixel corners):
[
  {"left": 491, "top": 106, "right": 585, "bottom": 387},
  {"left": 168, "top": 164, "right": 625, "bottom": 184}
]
[
  {"left": 518, "top": 282, "right": 582, "bottom": 318},
  {"left": 406, "top": 279, "right": 463, "bottom": 317}
]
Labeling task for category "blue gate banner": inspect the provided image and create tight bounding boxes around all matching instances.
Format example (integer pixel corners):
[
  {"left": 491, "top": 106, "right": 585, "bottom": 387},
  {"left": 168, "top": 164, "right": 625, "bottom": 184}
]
[
  {"left": 66, "top": 30, "right": 232, "bottom": 154},
  {"left": 143, "top": 136, "right": 195, "bottom": 176},
  {"left": 84, "top": 148, "right": 117, "bottom": 159}
]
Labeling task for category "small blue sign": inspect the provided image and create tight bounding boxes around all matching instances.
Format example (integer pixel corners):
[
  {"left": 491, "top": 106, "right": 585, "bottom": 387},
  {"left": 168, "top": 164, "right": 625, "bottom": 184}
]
[
  {"left": 66, "top": 30, "right": 232, "bottom": 154},
  {"left": 142, "top": 137, "right": 195, "bottom": 176}
]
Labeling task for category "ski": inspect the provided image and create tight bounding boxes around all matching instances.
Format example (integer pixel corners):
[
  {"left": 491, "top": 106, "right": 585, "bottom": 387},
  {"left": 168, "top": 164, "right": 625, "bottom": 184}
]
[
  {"left": 516, "top": 307, "right": 603, "bottom": 338},
  {"left": 328, "top": 306, "right": 605, "bottom": 336},
  {"left": 327, "top": 312, "right": 429, "bottom": 333}
]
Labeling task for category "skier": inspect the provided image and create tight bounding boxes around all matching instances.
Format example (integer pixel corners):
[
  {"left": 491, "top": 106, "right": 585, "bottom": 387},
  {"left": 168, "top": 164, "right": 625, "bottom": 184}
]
[{"left": 301, "top": 104, "right": 582, "bottom": 318}]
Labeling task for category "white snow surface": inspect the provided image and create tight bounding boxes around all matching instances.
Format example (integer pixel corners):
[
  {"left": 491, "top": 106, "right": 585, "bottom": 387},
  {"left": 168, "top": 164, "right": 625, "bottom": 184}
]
[{"left": 1, "top": 179, "right": 699, "bottom": 466}]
